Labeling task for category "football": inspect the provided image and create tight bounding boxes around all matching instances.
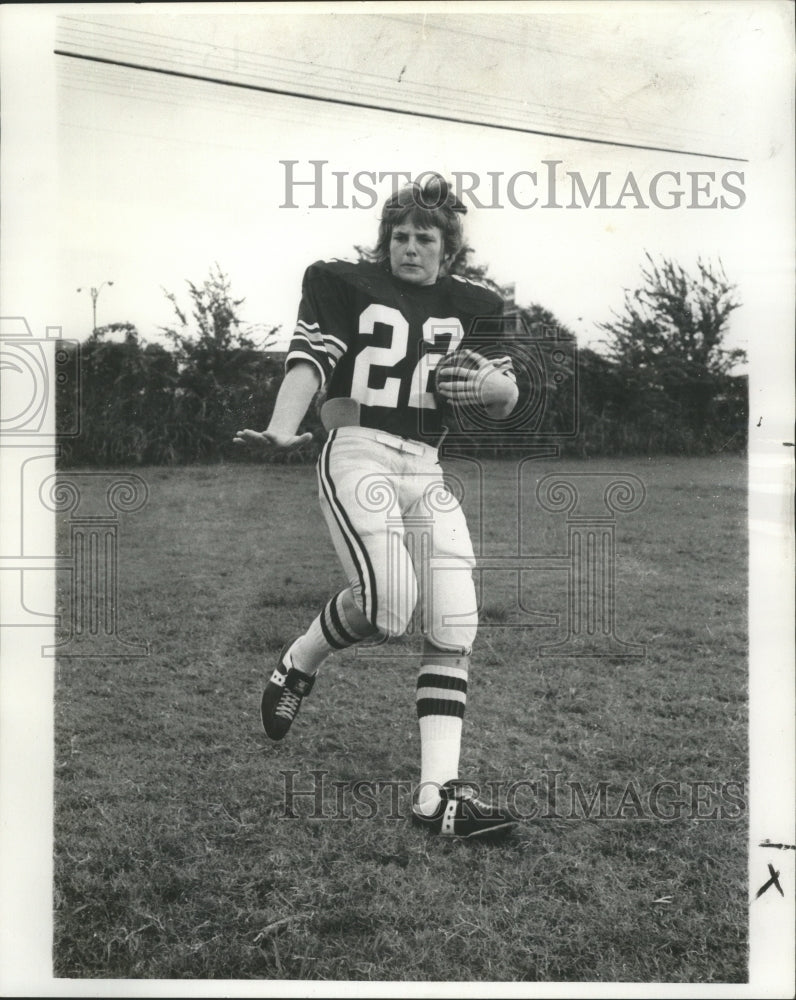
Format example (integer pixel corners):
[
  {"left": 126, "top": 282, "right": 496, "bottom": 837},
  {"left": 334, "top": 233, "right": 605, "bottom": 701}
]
[{"left": 434, "top": 348, "right": 516, "bottom": 410}]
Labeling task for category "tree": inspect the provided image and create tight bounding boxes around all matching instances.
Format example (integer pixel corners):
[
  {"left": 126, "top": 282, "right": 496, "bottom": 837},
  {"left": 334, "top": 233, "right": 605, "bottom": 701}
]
[
  {"left": 597, "top": 254, "right": 745, "bottom": 452},
  {"left": 58, "top": 323, "right": 186, "bottom": 465},
  {"left": 161, "top": 262, "right": 278, "bottom": 353},
  {"left": 598, "top": 253, "right": 743, "bottom": 374},
  {"left": 160, "top": 264, "right": 282, "bottom": 461},
  {"left": 90, "top": 321, "right": 141, "bottom": 344}
]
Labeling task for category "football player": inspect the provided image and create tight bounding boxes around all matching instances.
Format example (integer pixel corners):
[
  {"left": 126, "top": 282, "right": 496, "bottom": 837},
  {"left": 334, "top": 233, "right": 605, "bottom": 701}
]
[{"left": 235, "top": 174, "right": 519, "bottom": 839}]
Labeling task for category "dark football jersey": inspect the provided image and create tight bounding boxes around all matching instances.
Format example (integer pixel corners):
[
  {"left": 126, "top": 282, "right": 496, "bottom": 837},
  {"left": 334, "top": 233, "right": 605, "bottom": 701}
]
[{"left": 286, "top": 259, "right": 504, "bottom": 441}]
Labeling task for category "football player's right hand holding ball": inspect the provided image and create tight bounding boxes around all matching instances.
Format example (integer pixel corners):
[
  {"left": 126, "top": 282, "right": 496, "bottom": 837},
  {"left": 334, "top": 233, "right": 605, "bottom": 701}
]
[{"left": 435, "top": 348, "right": 518, "bottom": 418}]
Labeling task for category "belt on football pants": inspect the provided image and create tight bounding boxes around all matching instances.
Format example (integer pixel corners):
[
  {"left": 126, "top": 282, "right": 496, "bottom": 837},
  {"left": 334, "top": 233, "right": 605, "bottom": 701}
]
[{"left": 320, "top": 398, "right": 446, "bottom": 457}]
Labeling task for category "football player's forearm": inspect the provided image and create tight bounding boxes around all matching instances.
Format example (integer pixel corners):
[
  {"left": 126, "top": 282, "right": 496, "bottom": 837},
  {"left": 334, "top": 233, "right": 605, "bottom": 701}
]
[{"left": 267, "top": 362, "right": 321, "bottom": 436}]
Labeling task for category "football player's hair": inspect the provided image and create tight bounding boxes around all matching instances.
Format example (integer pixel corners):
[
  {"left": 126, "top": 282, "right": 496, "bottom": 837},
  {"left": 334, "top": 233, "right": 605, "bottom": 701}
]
[{"left": 371, "top": 174, "right": 467, "bottom": 269}]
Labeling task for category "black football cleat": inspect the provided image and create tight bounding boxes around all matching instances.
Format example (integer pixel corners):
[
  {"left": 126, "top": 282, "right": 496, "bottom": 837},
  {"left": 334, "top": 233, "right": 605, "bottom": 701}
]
[
  {"left": 411, "top": 779, "right": 518, "bottom": 840},
  {"left": 260, "top": 642, "right": 316, "bottom": 741}
]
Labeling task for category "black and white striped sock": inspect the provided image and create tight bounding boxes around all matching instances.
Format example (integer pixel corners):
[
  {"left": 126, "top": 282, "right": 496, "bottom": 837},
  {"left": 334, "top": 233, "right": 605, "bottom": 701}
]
[
  {"left": 288, "top": 589, "right": 375, "bottom": 674},
  {"left": 415, "top": 646, "right": 469, "bottom": 815}
]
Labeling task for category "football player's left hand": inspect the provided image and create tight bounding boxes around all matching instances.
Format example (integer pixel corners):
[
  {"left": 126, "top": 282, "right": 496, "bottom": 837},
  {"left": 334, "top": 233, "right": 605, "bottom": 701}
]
[
  {"left": 435, "top": 349, "right": 518, "bottom": 413},
  {"left": 233, "top": 428, "right": 314, "bottom": 450}
]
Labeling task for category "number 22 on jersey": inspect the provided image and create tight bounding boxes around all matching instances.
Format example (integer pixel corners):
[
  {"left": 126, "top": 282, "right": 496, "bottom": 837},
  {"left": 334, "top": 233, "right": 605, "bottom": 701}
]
[{"left": 350, "top": 304, "right": 465, "bottom": 410}]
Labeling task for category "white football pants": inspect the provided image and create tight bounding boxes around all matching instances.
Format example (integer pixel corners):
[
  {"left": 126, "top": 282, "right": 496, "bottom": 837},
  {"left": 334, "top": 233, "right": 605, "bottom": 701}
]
[{"left": 316, "top": 426, "right": 478, "bottom": 654}]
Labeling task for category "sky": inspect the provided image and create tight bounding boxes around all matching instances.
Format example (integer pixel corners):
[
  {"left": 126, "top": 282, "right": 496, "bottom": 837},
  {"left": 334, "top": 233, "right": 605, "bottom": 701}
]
[{"left": 3, "top": 2, "right": 792, "bottom": 363}]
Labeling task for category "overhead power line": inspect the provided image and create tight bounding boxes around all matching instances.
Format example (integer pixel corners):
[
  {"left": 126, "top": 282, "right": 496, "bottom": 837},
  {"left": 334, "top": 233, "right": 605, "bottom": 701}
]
[
  {"left": 54, "top": 48, "right": 746, "bottom": 163},
  {"left": 59, "top": 20, "right": 670, "bottom": 141},
  {"left": 58, "top": 14, "right": 686, "bottom": 138},
  {"left": 55, "top": 15, "right": 738, "bottom": 151}
]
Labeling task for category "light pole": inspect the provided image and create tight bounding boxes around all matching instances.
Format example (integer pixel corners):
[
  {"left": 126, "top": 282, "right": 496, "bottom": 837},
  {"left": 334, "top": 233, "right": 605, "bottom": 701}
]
[{"left": 76, "top": 280, "right": 114, "bottom": 334}]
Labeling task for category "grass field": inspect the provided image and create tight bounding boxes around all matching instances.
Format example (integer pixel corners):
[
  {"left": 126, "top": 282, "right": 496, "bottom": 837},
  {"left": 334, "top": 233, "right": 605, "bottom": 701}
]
[{"left": 53, "top": 454, "right": 748, "bottom": 982}]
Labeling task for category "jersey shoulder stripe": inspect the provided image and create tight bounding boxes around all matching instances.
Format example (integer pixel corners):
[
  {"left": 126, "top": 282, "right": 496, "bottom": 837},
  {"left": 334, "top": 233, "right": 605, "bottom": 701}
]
[
  {"left": 291, "top": 329, "right": 341, "bottom": 363},
  {"left": 288, "top": 263, "right": 368, "bottom": 385},
  {"left": 295, "top": 319, "right": 323, "bottom": 343},
  {"left": 324, "top": 333, "right": 347, "bottom": 357},
  {"left": 294, "top": 320, "right": 345, "bottom": 361}
]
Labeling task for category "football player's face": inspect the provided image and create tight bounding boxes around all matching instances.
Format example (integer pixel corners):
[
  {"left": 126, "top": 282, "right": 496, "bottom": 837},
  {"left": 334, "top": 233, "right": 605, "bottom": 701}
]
[{"left": 389, "top": 223, "right": 445, "bottom": 285}]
